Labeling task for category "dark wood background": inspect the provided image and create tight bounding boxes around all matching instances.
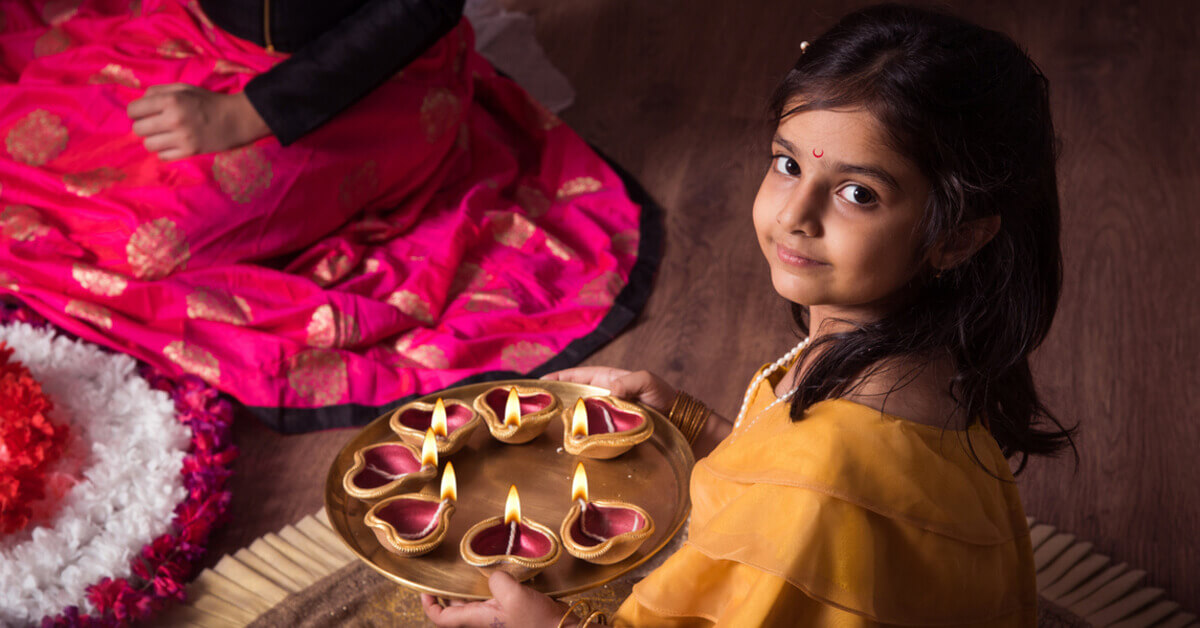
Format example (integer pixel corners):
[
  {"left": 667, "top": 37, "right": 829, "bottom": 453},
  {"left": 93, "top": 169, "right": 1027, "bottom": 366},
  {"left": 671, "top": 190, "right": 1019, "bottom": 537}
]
[{"left": 202, "top": 0, "right": 1200, "bottom": 613}]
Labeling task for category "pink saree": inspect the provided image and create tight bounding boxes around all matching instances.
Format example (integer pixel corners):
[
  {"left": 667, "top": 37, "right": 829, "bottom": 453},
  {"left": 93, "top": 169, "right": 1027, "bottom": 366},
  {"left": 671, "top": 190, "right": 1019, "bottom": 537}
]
[{"left": 0, "top": 0, "right": 656, "bottom": 431}]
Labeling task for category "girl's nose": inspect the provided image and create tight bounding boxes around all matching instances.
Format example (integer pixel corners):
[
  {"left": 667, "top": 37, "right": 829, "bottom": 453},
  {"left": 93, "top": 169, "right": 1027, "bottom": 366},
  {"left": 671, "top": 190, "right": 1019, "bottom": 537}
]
[{"left": 776, "top": 179, "right": 823, "bottom": 237}]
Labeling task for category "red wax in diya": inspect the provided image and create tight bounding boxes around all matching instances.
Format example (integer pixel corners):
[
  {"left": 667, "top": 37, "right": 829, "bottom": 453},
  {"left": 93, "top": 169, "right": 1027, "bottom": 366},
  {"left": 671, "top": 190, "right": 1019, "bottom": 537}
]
[
  {"left": 562, "top": 396, "right": 654, "bottom": 459},
  {"left": 343, "top": 429, "right": 439, "bottom": 500},
  {"left": 391, "top": 397, "right": 480, "bottom": 455},
  {"left": 560, "top": 463, "right": 654, "bottom": 564},
  {"left": 460, "top": 485, "right": 561, "bottom": 582},
  {"left": 365, "top": 462, "right": 458, "bottom": 557},
  {"left": 475, "top": 386, "right": 561, "bottom": 444}
]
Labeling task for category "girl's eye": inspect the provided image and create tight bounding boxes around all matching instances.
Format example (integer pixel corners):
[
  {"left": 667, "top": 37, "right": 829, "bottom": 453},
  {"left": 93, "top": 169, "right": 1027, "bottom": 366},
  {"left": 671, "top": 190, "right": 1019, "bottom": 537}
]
[
  {"left": 837, "top": 184, "right": 877, "bottom": 206},
  {"left": 772, "top": 155, "right": 801, "bottom": 176}
]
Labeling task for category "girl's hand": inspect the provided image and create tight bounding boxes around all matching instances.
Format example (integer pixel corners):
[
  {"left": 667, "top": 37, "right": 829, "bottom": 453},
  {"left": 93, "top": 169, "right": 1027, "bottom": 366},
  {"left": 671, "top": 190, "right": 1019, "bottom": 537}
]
[
  {"left": 127, "top": 84, "right": 271, "bottom": 161},
  {"left": 542, "top": 367, "right": 677, "bottom": 415},
  {"left": 420, "top": 572, "right": 569, "bottom": 627}
]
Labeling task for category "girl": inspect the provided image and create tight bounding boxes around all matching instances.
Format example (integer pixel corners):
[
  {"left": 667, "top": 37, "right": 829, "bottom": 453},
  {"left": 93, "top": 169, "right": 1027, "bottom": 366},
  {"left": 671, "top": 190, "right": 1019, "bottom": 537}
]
[{"left": 422, "top": 3, "right": 1075, "bottom": 626}]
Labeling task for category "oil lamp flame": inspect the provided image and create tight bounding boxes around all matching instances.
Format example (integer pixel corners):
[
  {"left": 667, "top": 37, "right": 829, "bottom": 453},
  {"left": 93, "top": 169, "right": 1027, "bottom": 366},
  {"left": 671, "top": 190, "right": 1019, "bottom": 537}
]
[
  {"left": 420, "top": 428, "right": 438, "bottom": 468},
  {"left": 431, "top": 398, "right": 449, "bottom": 437},
  {"left": 503, "top": 485, "right": 521, "bottom": 525},
  {"left": 571, "top": 463, "right": 589, "bottom": 503},
  {"left": 441, "top": 462, "right": 457, "bottom": 502},
  {"left": 571, "top": 399, "right": 588, "bottom": 438},
  {"left": 504, "top": 387, "right": 521, "bottom": 427}
]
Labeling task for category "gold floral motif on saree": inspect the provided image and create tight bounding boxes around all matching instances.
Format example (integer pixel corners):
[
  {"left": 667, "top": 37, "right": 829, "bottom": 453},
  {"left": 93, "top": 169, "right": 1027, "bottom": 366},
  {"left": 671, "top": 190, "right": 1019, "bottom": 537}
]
[
  {"left": 544, "top": 232, "right": 576, "bottom": 262},
  {"left": 213, "top": 59, "right": 254, "bottom": 74},
  {"left": 287, "top": 348, "right": 348, "bottom": 406},
  {"left": 0, "top": 205, "right": 50, "bottom": 241},
  {"left": 163, "top": 341, "right": 220, "bottom": 384},
  {"left": 63, "top": 167, "right": 126, "bottom": 197},
  {"left": 488, "top": 211, "right": 536, "bottom": 248},
  {"left": 71, "top": 264, "right": 128, "bottom": 297},
  {"left": 213, "top": 145, "right": 273, "bottom": 203},
  {"left": 309, "top": 252, "right": 355, "bottom": 287},
  {"left": 364, "top": 258, "right": 381, "bottom": 274},
  {"left": 87, "top": 64, "right": 141, "bottom": 89},
  {"left": 186, "top": 288, "right": 251, "bottom": 325},
  {"left": 126, "top": 217, "right": 189, "bottom": 280},
  {"left": 6, "top": 110, "right": 69, "bottom": 166},
  {"left": 339, "top": 160, "right": 379, "bottom": 210},
  {"left": 464, "top": 290, "right": 518, "bottom": 313},
  {"left": 577, "top": 271, "right": 624, "bottom": 307},
  {"left": 500, "top": 341, "right": 554, "bottom": 372},
  {"left": 0, "top": 271, "right": 19, "bottom": 292},
  {"left": 394, "top": 334, "right": 450, "bottom": 369},
  {"left": 386, "top": 290, "right": 434, "bottom": 324},
  {"left": 306, "top": 304, "right": 361, "bottom": 348},
  {"left": 65, "top": 300, "right": 114, "bottom": 329},
  {"left": 33, "top": 27, "right": 71, "bottom": 58},
  {"left": 526, "top": 94, "right": 562, "bottom": 132},
  {"left": 515, "top": 184, "right": 551, "bottom": 218},
  {"left": 556, "top": 177, "right": 603, "bottom": 200},
  {"left": 419, "top": 88, "right": 461, "bottom": 143},
  {"left": 41, "top": 0, "right": 81, "bottom": 25},
  {"left": 157, "top": 39, "right": 201, "bottom": 58},
  {"left": 611, "top": 229, "right": 640, "bottom": 257},
  {"left": 449, "top": 262, "right": 492, "bottom": 295}
]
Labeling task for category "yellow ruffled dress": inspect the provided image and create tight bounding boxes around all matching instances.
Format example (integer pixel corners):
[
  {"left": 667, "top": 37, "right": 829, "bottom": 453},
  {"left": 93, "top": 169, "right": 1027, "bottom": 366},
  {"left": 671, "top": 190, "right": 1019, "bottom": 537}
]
[{"left": 610, "top": 363, "right": 1038, "bottom": 626}]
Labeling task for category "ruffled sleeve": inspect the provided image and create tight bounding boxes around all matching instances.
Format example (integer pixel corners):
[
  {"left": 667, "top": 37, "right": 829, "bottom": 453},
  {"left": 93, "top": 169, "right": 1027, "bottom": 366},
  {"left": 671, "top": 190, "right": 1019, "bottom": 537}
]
[{"left": 611, "top": 368, "right": 1038, "bottom": 626}]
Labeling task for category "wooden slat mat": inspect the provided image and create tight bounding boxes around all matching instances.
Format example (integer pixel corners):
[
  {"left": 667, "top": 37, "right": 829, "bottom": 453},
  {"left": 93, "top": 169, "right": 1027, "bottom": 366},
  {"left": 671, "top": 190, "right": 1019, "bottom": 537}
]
[{"left": 157, "top": 513, "right": 1197, "bottom": 627}]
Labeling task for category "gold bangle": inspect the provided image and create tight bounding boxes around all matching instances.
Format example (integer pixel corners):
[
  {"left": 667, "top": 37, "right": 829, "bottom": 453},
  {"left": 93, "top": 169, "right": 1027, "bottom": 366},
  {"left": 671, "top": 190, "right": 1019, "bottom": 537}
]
[
  {"left": 667, "top": 391, "right": 709, "bottom": 445},
  {"left": 581, "top": 610, "right": 608, "bottom": 626},
  {"left": 557, "top": 599, "right": 593, "bottom": 628}
]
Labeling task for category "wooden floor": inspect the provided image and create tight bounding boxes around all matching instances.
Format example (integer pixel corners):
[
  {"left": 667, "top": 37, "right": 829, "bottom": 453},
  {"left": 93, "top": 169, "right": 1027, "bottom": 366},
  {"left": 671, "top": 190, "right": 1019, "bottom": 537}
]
[{"left": 201, "top": 0, "right": 1200, "bottom": 613}]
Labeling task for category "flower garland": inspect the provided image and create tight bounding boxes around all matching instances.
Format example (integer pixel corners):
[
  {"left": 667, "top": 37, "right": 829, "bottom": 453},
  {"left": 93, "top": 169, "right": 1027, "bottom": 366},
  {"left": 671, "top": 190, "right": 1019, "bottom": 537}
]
[
  {"left": 0, "top": 304, "right": 236, "bottom": 627},
  {"left": 0, "top": 342, "right": 68, "bottom": 535}
]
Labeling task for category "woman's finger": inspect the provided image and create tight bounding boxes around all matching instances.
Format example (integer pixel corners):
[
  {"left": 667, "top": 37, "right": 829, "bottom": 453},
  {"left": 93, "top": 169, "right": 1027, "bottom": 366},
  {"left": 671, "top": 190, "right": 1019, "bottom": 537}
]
[
  {"left": 131, "top": 113, "right": 175, "bottom": 138},
  {"left": 143, "top": 131, "right": 181, "bottom": 153},
  {"left": 541, "top": 366, "right": 629, "bottom": 387},
  {"left": 126, "top": 95, "right": 166, "bottom": 120},
  {"left": 156, "top": 147, "right": 191, "bottom": 162}
]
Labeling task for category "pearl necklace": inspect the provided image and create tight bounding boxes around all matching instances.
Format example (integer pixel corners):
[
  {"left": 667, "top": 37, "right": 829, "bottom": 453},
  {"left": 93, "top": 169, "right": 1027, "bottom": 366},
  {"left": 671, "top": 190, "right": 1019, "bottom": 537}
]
[{"left": 733, "top": 337, "right": 811, "bottom": 429}]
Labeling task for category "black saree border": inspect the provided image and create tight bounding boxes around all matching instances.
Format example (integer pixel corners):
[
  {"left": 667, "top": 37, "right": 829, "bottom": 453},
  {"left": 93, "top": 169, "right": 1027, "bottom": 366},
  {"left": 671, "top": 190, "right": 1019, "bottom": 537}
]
[{"left": 242, "top": 149, "right": 665, "bottom": 433}]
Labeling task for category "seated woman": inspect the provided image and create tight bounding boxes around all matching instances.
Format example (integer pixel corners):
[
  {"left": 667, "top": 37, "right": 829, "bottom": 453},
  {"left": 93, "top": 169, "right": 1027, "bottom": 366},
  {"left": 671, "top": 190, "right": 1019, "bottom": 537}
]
[{"left": 0, "top": 0, "right": 654, "bottom": 431}]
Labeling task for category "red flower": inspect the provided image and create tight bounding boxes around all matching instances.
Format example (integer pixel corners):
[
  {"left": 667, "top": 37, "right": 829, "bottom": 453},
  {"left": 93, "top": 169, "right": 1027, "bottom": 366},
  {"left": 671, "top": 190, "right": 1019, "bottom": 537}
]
[{"left": 0, "top": 342, "right": 68, "bottom": 535}]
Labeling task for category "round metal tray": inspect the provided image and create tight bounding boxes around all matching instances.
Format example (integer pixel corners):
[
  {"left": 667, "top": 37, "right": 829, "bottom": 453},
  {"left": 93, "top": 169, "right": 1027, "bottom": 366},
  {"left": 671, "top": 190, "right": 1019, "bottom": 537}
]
[{"left": 324, "top": 379, "right": 694, "bottom": 599}]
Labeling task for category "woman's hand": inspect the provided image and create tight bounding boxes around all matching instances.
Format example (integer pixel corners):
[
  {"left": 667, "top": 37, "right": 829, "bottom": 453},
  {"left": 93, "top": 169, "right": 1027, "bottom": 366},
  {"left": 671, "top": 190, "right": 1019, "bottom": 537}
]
[
  {"left": 542, "top": 367, "right": 677, "bottom": 415},
  {"left": 421, "top": 572, "right": 569, "bottom": 627},
  {"left": 127, "top": 84, "right": 271, "bottom": 160}
]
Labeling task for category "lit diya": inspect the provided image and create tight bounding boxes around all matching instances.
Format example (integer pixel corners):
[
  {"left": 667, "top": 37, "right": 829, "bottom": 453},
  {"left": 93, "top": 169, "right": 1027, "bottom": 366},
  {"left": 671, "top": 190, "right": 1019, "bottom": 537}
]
[
  {"left": 390, "top": 397, "right": 480, "bottom": 456},
  {"left": 342, "top": 428, "right": 440, "bottom": 500},
  {"left": 364, "top": 462, "right": 458, "bottom": 557},
  {"left": 460, "top": 485, "right": 561, "bottom": 582},
  {"left": 562, "top": 396, "right": 654, "bottom": 459},
  {"left": 560, "top": 463, "right": 654, "bottom": 564},
  {"left": 474, "top": 385, "right": 561, "bottom": 444}
]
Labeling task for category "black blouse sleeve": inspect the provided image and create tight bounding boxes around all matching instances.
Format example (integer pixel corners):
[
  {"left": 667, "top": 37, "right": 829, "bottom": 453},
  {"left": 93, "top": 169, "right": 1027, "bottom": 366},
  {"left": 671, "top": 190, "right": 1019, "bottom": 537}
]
[{"left": 244, "top": 0, "right": 466, "bottom": 146}]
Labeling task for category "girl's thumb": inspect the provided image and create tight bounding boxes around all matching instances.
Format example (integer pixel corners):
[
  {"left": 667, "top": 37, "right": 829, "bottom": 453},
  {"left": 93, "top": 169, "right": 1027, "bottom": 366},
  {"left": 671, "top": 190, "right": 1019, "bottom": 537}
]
[{"left": 487, "top": 571, "right": 524, "bottom": 604}]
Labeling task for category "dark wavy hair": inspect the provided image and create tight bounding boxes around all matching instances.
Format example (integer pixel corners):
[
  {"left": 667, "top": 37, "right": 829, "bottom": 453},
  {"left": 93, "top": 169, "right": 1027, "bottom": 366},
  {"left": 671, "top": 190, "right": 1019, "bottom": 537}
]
[{"left": 771, "top": 4, "right": 1077, "bottom": 476}]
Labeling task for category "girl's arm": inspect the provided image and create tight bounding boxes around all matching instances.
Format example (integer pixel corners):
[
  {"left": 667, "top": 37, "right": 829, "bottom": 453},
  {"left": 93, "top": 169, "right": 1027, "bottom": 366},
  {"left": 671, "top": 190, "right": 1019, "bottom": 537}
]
[{"left": 542, "top": 367, "right": 731, "bottom": 457}]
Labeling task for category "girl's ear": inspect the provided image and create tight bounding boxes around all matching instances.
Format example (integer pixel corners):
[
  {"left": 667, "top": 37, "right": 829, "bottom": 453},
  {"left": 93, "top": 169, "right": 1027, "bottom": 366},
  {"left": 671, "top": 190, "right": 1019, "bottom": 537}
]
[{"left": 929, "top": 215, "right": 1001, "bottom": 272}]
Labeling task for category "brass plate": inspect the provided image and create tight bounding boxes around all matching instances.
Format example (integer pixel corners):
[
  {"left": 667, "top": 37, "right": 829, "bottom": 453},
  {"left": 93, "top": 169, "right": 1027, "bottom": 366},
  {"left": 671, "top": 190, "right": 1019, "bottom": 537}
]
[{"left": 324, "top": 379, "right": 694, "bottom": 599}]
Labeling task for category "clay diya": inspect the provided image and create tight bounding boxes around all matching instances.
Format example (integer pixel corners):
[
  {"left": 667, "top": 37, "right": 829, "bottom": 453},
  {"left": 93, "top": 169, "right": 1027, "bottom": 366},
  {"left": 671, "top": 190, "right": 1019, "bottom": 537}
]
[
  {"left": 364, "top": 462, "right": 458, "bottom": 557},
  {"left": 474, "top": 385, "right": 561, "bottom": 444},
  {"left": 562, "top": 396, "right": 654, "bottom": 459},
  {"left": 559, "top": 463, "right": 654, "bottom": 564},
  {"left": 342, "top": 428, "right": 440, "bottom": 500},
  {"left": 390, "top": 397, "right": 480, "bottom": 456},
  {"left": 460, "top": 485, "right": 561, "bottom": 582}
]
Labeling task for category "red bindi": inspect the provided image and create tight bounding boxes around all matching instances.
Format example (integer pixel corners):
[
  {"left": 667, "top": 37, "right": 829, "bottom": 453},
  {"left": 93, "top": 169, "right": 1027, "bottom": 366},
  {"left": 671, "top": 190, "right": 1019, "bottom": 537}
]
[{"left": 812, "top": 148, "right": 824, "bottom": 158}]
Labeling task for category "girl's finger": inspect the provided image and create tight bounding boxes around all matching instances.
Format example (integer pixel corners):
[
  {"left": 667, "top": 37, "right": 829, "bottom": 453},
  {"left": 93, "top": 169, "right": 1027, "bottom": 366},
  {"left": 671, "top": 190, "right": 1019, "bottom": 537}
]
[
  {"left": 156, "top": 148, "right": 191, "bottom": 162},
  {"left": 541, "top": 366, "right": 629, "bottom": 387},
  {"left": 131, "top": 113, "right": 175, "bottom": 138},
  {"left": 126, "top": 95, "right": 166, "bottom": 120},
  {"left": 143, "top": 132, "right": 180, "bottom": 153}
]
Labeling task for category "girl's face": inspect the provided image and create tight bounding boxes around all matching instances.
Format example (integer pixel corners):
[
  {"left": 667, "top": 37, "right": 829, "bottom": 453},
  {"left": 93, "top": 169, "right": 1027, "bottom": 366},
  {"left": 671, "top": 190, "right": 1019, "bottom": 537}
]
[{"left": 753, "top": 107, "right": 933, "bottom": 323}]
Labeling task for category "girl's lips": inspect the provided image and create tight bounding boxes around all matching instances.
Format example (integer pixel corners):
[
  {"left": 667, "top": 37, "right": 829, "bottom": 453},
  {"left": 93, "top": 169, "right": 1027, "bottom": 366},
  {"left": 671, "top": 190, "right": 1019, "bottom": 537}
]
[{"left": 776, "top": 244, "right": 827, "bottom": 268}]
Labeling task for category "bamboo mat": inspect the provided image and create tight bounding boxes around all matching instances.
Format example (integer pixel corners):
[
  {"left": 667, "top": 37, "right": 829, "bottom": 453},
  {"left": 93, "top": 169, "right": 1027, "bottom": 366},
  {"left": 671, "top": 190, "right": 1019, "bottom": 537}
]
[{"left": 157, "top": 513, "right": 1197, "bottom": 627}]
